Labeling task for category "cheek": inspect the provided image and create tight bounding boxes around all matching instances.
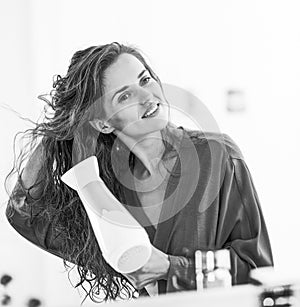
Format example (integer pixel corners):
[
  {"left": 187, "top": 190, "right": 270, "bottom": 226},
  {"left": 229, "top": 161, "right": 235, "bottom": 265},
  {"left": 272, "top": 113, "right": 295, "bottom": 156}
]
[
  {"left": 109, "top": 115, "right": 124, "bottom": 130},
  {"left": 109, "top": 110, "right": 136, "bottom": 130}
]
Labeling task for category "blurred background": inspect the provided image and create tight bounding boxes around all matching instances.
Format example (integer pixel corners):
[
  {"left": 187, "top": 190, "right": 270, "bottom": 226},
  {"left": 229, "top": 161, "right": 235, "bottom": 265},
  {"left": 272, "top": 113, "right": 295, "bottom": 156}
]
[{"left": 0, "top": 0, "right": 299, "bottom": 306}]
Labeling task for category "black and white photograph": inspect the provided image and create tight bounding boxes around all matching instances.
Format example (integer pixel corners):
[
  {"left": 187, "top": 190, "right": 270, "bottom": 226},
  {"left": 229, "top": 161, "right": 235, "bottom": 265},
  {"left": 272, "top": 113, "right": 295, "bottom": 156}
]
[{"left": 0, "top": 1, "right": 299, "bottom": 306}]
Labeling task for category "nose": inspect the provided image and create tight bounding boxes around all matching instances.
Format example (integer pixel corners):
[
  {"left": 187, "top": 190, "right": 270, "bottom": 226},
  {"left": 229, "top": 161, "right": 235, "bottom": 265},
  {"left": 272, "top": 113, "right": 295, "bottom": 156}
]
[{"left": 136, "top": 86, "right": 153, "bottom": 105}]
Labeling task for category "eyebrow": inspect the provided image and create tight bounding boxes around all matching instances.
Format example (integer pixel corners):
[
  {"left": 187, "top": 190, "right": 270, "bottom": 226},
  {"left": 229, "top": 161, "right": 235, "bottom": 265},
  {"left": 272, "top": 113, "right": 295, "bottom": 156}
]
[{"left": 111, "top": 69, "right": 147, "bottom": 101}]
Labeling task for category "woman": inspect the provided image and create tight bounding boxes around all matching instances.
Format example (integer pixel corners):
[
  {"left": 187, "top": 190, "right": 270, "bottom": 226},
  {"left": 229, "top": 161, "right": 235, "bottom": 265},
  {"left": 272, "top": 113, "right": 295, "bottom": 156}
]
[{"left": 5, "top": 42, "right": 273, "bottom": 302}]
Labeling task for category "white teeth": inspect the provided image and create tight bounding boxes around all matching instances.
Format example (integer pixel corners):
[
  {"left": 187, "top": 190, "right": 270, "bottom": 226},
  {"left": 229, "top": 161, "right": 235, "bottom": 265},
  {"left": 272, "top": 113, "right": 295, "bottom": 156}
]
[{"left": 143, "top": 104, "right": 159, "bottom": 118}]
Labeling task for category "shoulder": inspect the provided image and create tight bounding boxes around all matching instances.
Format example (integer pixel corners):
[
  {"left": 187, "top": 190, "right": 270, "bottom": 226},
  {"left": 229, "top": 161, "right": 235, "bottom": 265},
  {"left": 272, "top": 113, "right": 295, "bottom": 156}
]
[{"left": 179, "top": 127, "right": 244, "bottom": 161}]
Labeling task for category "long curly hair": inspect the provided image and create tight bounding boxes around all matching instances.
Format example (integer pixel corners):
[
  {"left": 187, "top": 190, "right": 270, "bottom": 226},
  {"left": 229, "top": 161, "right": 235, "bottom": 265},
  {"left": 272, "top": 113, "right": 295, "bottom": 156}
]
[{"left": 5, "top": 42, "right": 183, "bottom": 303}]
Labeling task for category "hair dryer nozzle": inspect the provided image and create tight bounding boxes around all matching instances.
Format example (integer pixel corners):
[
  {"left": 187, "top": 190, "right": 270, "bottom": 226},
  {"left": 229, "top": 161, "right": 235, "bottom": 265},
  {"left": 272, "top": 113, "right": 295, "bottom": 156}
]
[{"left": 61, "top": 156, "right": 100, "bottom": 190}]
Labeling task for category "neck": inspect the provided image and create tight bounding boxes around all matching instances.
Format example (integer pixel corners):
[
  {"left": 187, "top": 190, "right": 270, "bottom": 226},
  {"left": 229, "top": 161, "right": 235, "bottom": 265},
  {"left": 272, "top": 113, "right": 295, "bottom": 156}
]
[{"left": 113, "top": 130, "right": 165, "bottom": 177}]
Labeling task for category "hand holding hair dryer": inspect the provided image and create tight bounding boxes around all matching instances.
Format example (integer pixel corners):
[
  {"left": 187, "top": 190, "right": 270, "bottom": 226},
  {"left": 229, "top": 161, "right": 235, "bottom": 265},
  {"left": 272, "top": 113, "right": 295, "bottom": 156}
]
[{"left": 61, "top": 156, "right": 152, "bottom": 274}]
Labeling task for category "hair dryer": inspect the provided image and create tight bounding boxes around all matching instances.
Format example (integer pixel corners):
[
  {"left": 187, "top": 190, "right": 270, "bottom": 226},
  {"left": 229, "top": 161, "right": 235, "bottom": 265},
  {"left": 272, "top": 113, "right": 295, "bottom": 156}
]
[{"left": 61, "top": 156, "right": 152, "bottom": 274}]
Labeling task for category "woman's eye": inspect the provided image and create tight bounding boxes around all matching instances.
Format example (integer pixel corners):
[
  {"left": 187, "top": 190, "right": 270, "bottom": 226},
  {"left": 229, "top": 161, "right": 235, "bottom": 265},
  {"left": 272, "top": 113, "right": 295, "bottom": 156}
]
[
  {"left": 118, "top": 92, "right": 130, "bottom": 103},
  {"left": 141, "top": 76, "right": 151, "bottom": 85}
]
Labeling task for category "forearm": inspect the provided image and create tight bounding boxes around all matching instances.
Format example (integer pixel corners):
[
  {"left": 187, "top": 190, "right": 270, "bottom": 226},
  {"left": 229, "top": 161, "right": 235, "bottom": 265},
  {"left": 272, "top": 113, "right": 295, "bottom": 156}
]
[{"left": 124, "top": 245, "right": 170, "bottom": 289}]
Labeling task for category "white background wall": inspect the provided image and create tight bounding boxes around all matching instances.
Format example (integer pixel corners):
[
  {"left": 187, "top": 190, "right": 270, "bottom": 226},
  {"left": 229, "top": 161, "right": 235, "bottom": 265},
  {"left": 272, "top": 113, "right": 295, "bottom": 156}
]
[{"left": 0, "top": 0, "right": 299, "bottom": 306}]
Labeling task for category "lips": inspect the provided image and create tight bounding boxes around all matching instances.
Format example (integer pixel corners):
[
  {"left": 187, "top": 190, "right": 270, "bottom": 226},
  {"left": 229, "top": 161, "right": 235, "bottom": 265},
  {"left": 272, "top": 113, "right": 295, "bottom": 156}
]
[{"left": 141, "top": 102, "right": 160, "bottom": 119}]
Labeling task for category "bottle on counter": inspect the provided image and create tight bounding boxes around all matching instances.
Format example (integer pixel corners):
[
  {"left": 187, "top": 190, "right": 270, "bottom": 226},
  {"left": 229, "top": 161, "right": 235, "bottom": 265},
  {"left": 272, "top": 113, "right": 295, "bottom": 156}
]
[
  {"left": 195, "top": 249, "right": 232, "bottom": 290},
  {"left": 195, "top": 250, "right": 204, "bottom": 291},
  {"left": 203, "top": 250, "right": 216, "bottom": 289},
  {"left": 214, "top": 249, "right": 232, "bottom": 288}
]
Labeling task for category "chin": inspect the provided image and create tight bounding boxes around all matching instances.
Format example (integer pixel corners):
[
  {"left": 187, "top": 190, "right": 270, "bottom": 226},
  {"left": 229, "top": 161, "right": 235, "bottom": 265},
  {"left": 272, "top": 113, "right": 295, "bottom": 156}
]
[
  {"left": 136, "top": 120, "right": 169, "bottom": 138},
  {"left": 147, "top": 119, "right": 169, "bottom": 135}
]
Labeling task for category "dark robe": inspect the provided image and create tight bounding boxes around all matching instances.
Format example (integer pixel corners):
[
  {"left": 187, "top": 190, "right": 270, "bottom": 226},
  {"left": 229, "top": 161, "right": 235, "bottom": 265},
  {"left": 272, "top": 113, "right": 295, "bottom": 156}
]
[
  {"left": 6, "top": 128, "right": 273, "bottom": 297},
  {"left": 121, "top": 129, "right": 273, "bottom": 294}
]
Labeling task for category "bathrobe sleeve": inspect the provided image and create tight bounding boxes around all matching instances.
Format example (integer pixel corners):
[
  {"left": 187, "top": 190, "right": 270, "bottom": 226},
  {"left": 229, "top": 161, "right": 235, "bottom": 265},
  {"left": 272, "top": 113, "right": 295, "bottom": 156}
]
[
  {"left": 6, "top": 183, "right": 64, "bottom": 259},
  {"left": 165, "top": 155, "right": 274, "bottom": 291},
  {"left": 5, "top": 144, "right": 65, "bottom": 259}
]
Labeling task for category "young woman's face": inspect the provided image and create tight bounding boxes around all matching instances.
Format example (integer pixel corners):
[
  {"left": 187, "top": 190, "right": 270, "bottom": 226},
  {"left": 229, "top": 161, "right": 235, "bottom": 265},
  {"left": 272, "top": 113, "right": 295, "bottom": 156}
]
[{"left": 101, "top": 53, "right": 169, "bottom": 138}]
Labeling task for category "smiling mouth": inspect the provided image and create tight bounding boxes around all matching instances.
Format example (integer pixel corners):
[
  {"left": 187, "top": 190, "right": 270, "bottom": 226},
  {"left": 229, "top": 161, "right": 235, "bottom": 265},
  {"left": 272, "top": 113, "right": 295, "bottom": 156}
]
[{"left": 141, "top": 103, "right": 160, "bottom": 119}]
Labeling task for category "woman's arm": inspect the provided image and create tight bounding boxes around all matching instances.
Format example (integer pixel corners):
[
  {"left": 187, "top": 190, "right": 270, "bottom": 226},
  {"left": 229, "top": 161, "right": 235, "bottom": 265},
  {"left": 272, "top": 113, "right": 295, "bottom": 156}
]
[
  {"left": 124, "top": 245, "right": 170, "bottom": 290},
  {"left": 6, "top": 143, "right": 65, "bottom": 259},
  {"left": 222, "top": 157, "right": 274, "bottom": 284}
]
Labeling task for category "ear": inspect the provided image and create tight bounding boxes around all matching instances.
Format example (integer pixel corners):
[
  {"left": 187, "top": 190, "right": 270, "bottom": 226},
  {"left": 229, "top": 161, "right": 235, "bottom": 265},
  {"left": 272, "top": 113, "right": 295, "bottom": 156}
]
[{"left": 89, "top": 119, "right": 115, "bottom": 134}]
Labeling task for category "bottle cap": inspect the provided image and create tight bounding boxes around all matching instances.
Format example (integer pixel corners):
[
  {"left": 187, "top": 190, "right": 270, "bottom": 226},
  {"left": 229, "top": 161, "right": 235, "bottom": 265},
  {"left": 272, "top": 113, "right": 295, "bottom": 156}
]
[{"left": 215, "top": 249, "right": 231, "bottom": 269}]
